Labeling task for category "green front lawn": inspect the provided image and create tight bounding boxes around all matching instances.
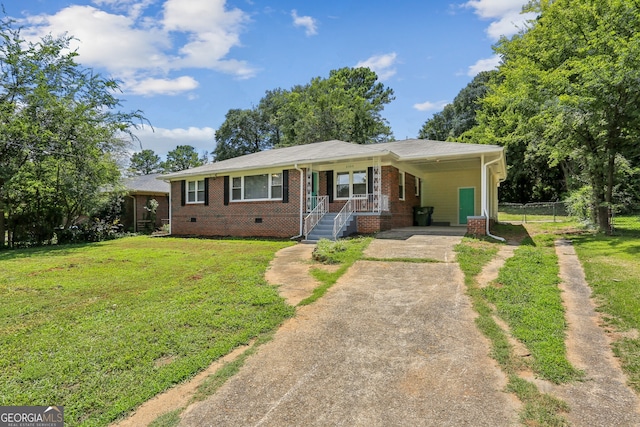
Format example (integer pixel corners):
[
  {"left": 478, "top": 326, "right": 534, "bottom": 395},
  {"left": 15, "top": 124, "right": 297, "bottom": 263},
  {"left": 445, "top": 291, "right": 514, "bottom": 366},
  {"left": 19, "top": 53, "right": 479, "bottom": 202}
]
[{"left": 0, "top": 236, "right": 295, "bottom": 426}]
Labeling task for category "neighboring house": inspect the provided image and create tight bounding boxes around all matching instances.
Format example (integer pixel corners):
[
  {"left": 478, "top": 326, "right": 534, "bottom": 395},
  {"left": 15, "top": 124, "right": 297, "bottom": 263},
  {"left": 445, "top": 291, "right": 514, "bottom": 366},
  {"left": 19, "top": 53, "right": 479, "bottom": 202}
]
[
  {"left": 159, "top": 139, "right": 507, "bottom": 240},
  {"left": 122, "top": 173, "right": 170, "bottom": 232}
]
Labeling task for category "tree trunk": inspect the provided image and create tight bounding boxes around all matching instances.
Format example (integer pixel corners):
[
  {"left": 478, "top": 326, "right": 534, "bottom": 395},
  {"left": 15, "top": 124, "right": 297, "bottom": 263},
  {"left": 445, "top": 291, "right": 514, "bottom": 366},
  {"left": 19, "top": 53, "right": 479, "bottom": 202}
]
[
  {"left": 603, "top": 150, "right": 616, "bottom": 235},
  {"left": 0, "top": 206, "right": 4, "bottom": 249},
  {"left": 0, "top": 180, "right": 4, "bottom": 249},
  {"left": 597, "top": 206, "right": 610, "bottom": 234}
]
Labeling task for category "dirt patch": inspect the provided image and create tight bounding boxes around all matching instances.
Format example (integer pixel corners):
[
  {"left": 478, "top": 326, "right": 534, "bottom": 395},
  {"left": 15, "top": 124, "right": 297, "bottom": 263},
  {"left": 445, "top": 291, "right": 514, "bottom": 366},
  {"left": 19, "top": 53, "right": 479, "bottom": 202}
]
[
  {"left": 265, "top": 244, "right": 321, "bottom": 306},
  {"left": 476, "top": 244, "right": 517, "bottom": 288},
  {"left": 153, "top": 355, "right": 177, "bottom": 369}
]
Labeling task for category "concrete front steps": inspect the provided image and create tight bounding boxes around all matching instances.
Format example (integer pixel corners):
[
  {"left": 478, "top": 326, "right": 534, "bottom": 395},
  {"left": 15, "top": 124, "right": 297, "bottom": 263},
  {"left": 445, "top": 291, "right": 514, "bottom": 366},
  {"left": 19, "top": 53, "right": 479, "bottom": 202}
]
[{"left": 304, "top": 213, "right": 356, "bottom": 242}]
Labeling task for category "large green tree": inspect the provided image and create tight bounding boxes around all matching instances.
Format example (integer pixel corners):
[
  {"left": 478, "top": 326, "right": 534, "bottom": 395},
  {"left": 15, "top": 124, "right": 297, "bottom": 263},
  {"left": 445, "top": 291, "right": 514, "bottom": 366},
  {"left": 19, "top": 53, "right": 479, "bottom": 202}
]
[
  {"left": 472, "top": 0, "right": 640, "bottom": 230},
  {"left": 161, "top": 145, "right": 205, "bottom": 172},
  {"left": 129, "top": 149, "right": 161, "bottom": 175},
  {"left": 0, "top": 19, "right": 145, "bottom": 247},
  {"left": 213, "top": 67, "right": 395, "bottom": 160},
  {"left": 274, "top": 67, "right": 394, "bottom": 146},
  {"left": 419, "top": 71, "right": 497, "bottom": 141},
  {"left": 213, "top": 108, "right": 277, "bottom": 161}
]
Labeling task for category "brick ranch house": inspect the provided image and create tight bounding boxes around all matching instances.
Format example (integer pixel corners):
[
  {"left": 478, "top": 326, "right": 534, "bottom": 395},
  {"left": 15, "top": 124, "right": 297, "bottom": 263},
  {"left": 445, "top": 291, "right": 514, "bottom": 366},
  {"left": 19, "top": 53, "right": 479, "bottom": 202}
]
[{"left": 159, "top": 139, "right": 507, "bottom": 240}]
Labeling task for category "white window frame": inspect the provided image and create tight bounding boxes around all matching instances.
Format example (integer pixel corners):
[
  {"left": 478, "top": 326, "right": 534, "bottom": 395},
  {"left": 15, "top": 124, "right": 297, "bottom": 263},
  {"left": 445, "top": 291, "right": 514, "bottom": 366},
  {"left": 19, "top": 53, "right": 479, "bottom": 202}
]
[
  {"left": 399, "top": 171, "right": 405, "bottom": 201},
  {"left": 230, "top": 172, "right": 283, "bottom": 202},
  {"left": 415, "top": 177, "right": 420, "bottom": 197},
  {"left": 334, "top": 170, "right": 368, "bottom": 200},
  {"left": 187, "top": 179, "right": 205, "bottom": 204}
]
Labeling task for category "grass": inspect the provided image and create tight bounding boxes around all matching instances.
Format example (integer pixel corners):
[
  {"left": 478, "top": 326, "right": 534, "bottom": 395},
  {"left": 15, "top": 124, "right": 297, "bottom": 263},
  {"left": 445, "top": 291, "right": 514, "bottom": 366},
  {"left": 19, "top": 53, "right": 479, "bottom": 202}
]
[
  {"left": 298, "top": 237, "right": 372, "bottom": 306},
  {"left": 455, "top": 228, "right": 573, "bottom": 425},
  {"left": 467, "top": 215, "right": 640, "bottom": 423},
  {"left": 0, "top": 236, "right": 295, "bottom": 426},
  {"left": 612, "top": 213, "right": 640, "bottom": 237},
  {"left": 506, "top": 375, "right": 570, "bottom": 426},
  {"left": 148, "top": 409, "right": 182, "bottom": 427},
  {"left": 499, "top": 212, "right": 572, "bottom": 223},
  {"left": 455, "top": 239, "right": 522, "bottom": 372},
  {"left": 483, "top": 234, "right": 583, "bottom": 384},
  {"left": 571, "top": 219, "right": 640, "bottom": 392},
  {"left": 191, "top": 331, "right": 274, "bottom": 402}
]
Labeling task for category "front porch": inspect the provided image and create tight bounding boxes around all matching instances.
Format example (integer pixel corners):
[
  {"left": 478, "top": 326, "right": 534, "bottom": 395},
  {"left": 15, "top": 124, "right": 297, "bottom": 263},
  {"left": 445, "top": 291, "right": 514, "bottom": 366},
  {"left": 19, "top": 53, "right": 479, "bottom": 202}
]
[{"left": 303, "top": 194, "right": 390, "bottom": 241}]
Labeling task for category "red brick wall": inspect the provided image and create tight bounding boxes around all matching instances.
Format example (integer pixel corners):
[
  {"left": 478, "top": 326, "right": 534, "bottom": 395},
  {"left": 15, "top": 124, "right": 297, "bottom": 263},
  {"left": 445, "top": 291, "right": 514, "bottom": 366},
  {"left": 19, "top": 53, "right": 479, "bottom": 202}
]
[
  {"left": 171, "top": 169, "right": 302, "bottom": 238},
  {"left": 170, "top": 166, "right": 422, "bottom": 237},
  {"left": 356, "top": 214, "right": 393, "bottom": 234},
  {"left": 467, "top": 216, "right": 487, "bottom": 235},
  {"left": 382, "top": 166, "right": 420, "bottom": 229},
  {"left": 134, "top": 194, "right": 169, "bottom": 230}
]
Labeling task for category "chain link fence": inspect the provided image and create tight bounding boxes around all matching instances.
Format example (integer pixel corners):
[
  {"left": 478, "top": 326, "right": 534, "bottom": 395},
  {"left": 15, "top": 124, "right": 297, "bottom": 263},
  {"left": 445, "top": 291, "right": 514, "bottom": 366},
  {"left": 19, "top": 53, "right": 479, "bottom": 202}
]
[{"left": 498, "top": 202, "right": 570, "bottom": 223}]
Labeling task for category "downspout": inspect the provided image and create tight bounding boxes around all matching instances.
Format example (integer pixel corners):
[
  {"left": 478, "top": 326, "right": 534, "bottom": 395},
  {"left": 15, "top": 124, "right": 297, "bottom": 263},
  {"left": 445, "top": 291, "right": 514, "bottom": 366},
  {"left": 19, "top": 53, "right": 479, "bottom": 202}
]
[
  {"left": 129, "top": 195, "right": 137, "bottom": 232},
  {"left": 291, "top": 164, "right": 304, "bottom": 239},
  {"left": 483, "top": 156, "right": 505, "bottom": 242},
  {"left": 167, "top": 182, "right": 172, "bottom": 235}
]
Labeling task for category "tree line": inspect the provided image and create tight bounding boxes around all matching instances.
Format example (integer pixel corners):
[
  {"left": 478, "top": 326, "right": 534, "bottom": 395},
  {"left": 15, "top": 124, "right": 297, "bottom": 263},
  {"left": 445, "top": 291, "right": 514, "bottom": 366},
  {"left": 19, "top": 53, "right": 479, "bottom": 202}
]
[
  {"left": 418, "top": 0, "right": 640, "bottom": 232},
  {"left": 128, "top": 146, "right": 208, "bottom": 175}
]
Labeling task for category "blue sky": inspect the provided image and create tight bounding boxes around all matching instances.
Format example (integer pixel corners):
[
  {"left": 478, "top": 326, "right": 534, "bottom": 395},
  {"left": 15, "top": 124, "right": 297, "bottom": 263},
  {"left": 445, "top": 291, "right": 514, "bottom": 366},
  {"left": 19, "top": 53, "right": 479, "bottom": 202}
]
[{"left": 5, "top": 0, "right": 533, "bottom": 159}]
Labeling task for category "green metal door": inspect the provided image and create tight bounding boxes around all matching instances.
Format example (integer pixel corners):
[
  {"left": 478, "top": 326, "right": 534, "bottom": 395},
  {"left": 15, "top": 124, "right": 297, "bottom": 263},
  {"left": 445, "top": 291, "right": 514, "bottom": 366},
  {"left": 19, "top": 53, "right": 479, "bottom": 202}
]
[{"left": 459, "top": 188, "right": 475, "bottom": 224}]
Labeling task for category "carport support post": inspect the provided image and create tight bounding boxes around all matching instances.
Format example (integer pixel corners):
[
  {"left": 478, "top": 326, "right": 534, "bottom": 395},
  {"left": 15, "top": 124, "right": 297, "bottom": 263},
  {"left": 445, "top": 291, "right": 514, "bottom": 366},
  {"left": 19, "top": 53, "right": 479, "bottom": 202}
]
[{"left": 481, "top": 155, "right": 505, "bottom": 242}]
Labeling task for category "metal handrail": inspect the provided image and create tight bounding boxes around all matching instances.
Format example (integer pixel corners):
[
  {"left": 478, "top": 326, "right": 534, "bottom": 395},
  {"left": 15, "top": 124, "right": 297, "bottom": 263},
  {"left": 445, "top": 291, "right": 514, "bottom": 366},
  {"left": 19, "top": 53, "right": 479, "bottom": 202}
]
[
  {"left": 333, "top": 198, "right": 355, "bottom": 240},
  {"left": 304, "top": 196, "right": 329, "bottom": 239}
]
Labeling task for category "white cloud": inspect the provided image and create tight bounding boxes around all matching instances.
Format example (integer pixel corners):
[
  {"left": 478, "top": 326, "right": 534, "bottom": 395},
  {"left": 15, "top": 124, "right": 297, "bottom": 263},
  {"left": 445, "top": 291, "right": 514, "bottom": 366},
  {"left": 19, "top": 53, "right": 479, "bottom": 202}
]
[
  {"left": 413, "top": 100, "right": 449, "bottom": 112},
  {"left": 291, "top": 10, "right": 318, "bottom": 36},
  {"left": 464, "top": 0, "right": 523, "bottom": 19},
  {"left": 467, "top": 55, "right": 501, "bottom": 76},
  {"left": 355, "top": 53, "right": 397, "bottom": 80},
  {"left": 464, "top": 0, "right": 535, "bottom": 40},
  {"left": 486, "top": 11, "right": 537, "bottom": 40},
  {"left": 17, "top": 0, "right": 255, "bottom": 94},
  {"left": 22, "top": 6, "right": 170, "bottom": 72},
  {"left": 131, "top": 125, "right": 216, "bottom": 156},
  {"left": 125, "top": 76, "right": 199, "bottom": 96}
]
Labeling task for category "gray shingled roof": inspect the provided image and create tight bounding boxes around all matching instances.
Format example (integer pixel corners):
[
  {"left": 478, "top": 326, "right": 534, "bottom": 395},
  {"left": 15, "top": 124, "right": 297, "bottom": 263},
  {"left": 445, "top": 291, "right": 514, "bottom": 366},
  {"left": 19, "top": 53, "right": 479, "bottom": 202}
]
[
  {"left": 378, "top": 139, "right": 502, "bottom": 159},
  {"left": 160, "top": 139, "right": 503, "bottom": 180},
  {"left": 124, "top": 173, "right": 170, "bottom": 193}
]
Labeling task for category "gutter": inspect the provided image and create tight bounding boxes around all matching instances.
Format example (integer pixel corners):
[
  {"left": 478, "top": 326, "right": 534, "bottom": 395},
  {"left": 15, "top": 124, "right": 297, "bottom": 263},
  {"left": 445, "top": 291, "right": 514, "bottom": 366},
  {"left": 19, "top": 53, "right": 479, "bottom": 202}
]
[
  {"left": 291, "top": 164, "right": 304, "bottom": 240},
  {"left": 482, "top": 156, "right": 506, "bottom": 242}
]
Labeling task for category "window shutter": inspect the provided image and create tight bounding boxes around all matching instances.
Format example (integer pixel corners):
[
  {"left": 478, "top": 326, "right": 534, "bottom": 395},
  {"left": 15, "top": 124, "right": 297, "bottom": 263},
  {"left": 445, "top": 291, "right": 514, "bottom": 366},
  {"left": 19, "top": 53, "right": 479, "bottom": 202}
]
[
  {"left": 180, "top": 180, "right": 186, "bottom": 206},
  {"left": 326, "top": 170, "right": 334, "bottom": 203},
  {"left": 223, "top": 176, "right": 230, "bottom": 206},
  {"left": 367, "top": 167, "right": 373, "bottom": 195},
  {"left": 282, "top": 170, "right": 289, "bottom": 203},
  {"left": 204, "top": 178, "right": 209, "bottom": 206}
]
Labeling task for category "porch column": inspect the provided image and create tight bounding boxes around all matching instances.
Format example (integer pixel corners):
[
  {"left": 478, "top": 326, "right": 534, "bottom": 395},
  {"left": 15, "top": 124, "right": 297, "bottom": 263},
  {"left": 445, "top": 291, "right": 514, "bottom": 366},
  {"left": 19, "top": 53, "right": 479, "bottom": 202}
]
[
  {"left": 481, "top": 155, "right": 501, "bottom": 219},
  {"left": 305, "top": 167, "right": 312, "bottom": 212}
]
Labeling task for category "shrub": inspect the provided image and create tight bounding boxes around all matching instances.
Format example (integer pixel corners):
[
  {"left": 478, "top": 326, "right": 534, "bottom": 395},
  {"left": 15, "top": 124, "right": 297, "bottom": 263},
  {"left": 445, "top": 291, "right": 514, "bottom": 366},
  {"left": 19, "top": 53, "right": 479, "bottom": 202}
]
[
  {"left": 312, "top": 239, "right": 347, "bottom": 264},
  {"left": 565, "top": 186, "right": 592, "bottom": 223}
]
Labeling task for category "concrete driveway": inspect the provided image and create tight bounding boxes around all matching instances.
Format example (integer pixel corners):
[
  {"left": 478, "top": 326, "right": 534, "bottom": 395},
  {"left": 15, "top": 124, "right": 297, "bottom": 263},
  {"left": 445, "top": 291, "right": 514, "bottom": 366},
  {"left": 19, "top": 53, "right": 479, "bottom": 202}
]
[{"left": 179, "top": 234, "right": 518, "bottom": 426}]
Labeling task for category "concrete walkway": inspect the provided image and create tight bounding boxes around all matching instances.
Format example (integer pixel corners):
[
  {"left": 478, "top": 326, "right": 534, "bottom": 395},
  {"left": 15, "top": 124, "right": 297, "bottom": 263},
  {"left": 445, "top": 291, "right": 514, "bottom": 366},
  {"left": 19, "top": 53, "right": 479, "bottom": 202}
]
[
  {"left": 179, "top": 235, "right": 519, "bottom": 427},
  {"left": 551, "top": 240, "right": 640, "bottom": 426}
]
